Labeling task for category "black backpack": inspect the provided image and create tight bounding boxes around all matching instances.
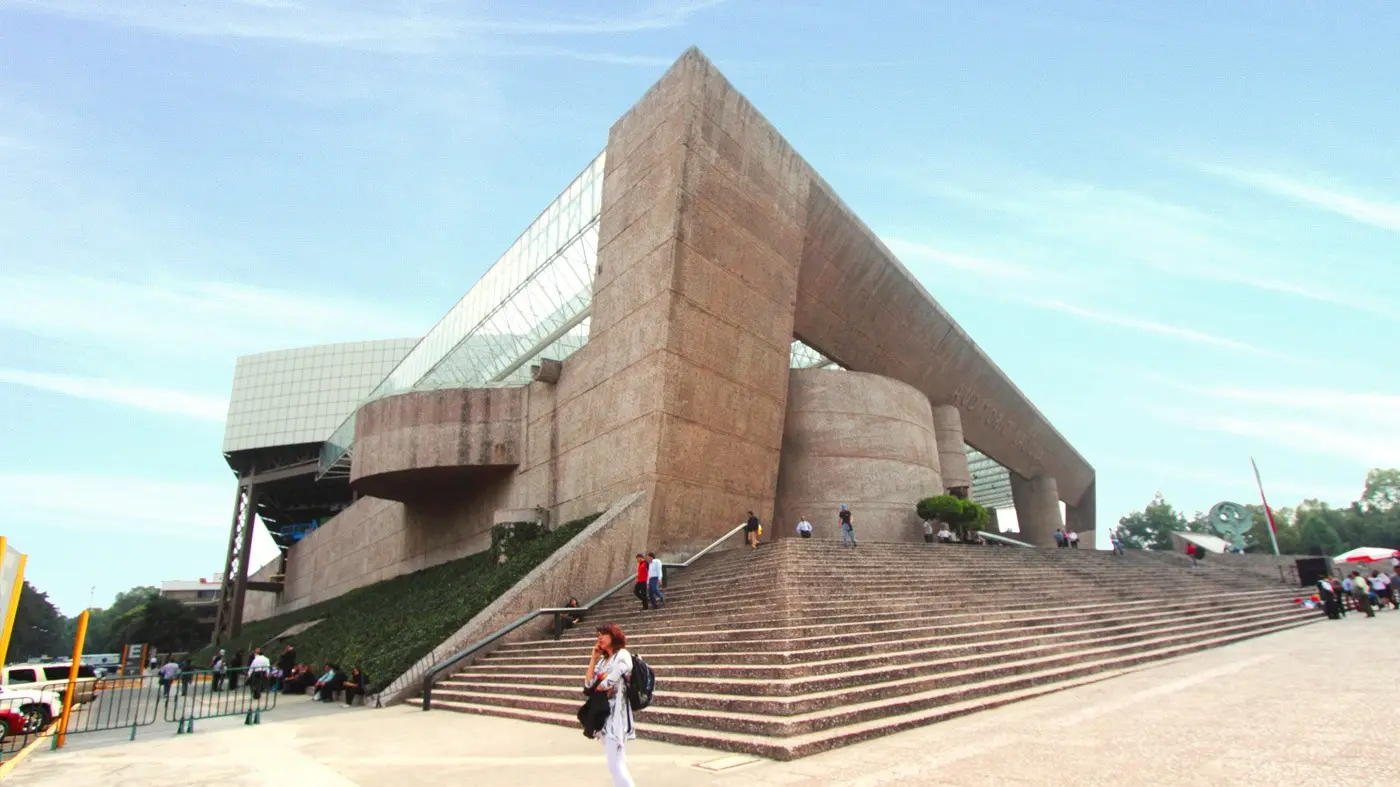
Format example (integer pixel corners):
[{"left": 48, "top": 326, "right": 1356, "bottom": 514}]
[{"left": 626, "top": 653, "right": 655, "bottom": 711}]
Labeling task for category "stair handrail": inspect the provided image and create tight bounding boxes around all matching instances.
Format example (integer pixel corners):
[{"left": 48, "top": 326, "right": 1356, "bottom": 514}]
[{"left": 420, "top": 520, "right": 749, "bottom": 710}]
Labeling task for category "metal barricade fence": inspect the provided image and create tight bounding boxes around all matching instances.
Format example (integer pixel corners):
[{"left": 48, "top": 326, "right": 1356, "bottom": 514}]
[
  {"left": 161, "top": 668, "right": 278, "bottom": 731},
  {"left": 0, "top": 673, "right": 163, "bottom": 756}
]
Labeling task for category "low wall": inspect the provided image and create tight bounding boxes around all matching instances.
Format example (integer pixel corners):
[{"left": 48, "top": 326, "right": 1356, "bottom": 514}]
[{"left": 376, "top": 491, "right": 649, "bottom": 706}]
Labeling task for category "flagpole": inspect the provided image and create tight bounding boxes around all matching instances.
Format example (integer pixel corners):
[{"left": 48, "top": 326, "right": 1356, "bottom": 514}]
[{"left": 1250, "top": 457, "right": 1281, "bottom": 556}]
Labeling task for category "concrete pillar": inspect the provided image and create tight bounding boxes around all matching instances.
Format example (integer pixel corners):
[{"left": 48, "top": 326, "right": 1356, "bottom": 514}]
[
  {"left": 987, "top": 507, "right": 1000, "bottom": 533},
  {"left": 931, "top": 405, "right": 971, "bottom": 497},
  {"left": 1011, "top": 473, "right": 1063, "bottom": 547},
  {"left": 1065, "top": 478, "right": 1096, "bottom": 547}
]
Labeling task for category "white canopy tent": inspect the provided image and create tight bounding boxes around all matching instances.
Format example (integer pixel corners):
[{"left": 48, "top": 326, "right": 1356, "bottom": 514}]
[{"left": 1333, "top": 547, "right": 1400, "bottom": 564}]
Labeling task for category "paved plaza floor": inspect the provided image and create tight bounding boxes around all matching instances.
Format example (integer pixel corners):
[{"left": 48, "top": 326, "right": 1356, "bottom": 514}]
[{"left": 10, "top": 613, "right": 1396, "bottom": 786}]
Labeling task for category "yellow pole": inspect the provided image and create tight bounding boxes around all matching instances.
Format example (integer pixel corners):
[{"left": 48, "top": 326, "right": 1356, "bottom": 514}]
[
  {"left": 0, "top": 551, "right": 27, "bottom": 665},
  {"left": 55, "top": 609, "right": 89, "bottom": 748}
]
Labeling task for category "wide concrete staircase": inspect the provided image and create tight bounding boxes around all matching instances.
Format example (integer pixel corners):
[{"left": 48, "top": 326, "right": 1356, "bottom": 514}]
[{"left": 421, "top": 539, "right": 1317, "bottom": 759}]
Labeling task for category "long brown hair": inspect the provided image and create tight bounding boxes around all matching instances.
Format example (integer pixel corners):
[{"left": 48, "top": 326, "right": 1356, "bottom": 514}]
[{"left": 596, "top": 623, "right": 626, "bottom": 653}]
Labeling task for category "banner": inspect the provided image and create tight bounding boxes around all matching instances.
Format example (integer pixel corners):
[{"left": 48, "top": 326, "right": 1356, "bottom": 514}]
[{"left": 0, "top": 538, "right": 27, "bottom": 664}]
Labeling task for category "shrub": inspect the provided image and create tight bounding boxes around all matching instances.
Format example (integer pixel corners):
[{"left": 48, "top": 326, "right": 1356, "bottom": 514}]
[
  {"left": 191, "top": 513, "right": 600, "bottom": 688},
  {"left": 915, "top": 495, "right": 989, "bottom": 540}
]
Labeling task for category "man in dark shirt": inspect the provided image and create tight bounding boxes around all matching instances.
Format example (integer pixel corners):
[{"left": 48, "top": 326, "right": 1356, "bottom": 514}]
[
  {"left": 839, "top": 505, "right": 856, "bottom": 548},
  {"left": 745, "top": 511, "right": 761, "bottom": 550},
  {"left": 278, "top": 644, "right": 296, "bottom": 676}
]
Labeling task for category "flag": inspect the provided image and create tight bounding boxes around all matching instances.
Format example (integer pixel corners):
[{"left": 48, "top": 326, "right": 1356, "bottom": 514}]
[{"left": 1250, "top": 457, "right": 1281, "bottom": 555}]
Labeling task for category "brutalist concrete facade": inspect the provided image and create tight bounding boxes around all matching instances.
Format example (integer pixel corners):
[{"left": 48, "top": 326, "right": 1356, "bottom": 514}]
[{"left": 257, "top": 49, "right": 1094, "bottom": 618}]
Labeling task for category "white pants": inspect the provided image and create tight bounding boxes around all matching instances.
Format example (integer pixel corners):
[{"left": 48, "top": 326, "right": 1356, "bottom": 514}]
[{"left": 605, "top": 739, "right": 635, "bottom": 787}]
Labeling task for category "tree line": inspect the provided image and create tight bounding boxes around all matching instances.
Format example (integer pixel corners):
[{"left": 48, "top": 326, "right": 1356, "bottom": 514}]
[
  {"left": 1117, "top": 468, "right": 1400, "bottom": 555},
  {"left": 5, "top": 583, "right": 206, "bottom": 664}
]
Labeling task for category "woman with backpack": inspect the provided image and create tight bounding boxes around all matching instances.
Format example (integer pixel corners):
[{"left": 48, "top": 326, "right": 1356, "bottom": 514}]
[{"left": 584, "top": 623, "right": 635, "bottom": 786}]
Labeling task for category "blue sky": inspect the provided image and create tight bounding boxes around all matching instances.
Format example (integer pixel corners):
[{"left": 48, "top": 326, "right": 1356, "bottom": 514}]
[{"left": 1, "top": 0, "right": 1396, "bottom": 615}]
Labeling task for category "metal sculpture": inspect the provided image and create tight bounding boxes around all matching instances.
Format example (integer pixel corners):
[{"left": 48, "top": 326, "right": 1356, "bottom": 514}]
[{"left": 1207, "top": 501, "right": 1253, "bottom": 551}]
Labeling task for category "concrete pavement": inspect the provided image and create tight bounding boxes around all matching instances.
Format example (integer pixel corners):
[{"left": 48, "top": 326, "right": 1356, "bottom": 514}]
[{"left": 10, "top": 613, "right": 1395, "bottom": 786}]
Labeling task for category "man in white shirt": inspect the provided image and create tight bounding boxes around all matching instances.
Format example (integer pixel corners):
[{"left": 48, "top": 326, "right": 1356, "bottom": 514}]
[
  {"left": 1066, "top": 530, "right": 1080, "bottom": 549},
  {"left": 796, "top": 517, "right": 813, "bottom": 539},
  {"left": 646, "top": 552, "right": 665, "bottom": 609},
  {"left": 248, "top": 647, "right": 273, "bottom": 700},
  {"left": 922, "top": 520, "right": 934, "bottom": 543},
  {"left": 936, "top": 525, "right": 955, "bottom": 544}
]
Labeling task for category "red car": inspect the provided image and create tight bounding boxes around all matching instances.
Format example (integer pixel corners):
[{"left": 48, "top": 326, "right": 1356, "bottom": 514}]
[{"left": 0, "top": 708, "right": 25, "bottom": 745}]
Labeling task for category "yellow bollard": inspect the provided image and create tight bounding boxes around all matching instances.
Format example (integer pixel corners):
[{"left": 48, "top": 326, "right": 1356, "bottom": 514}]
[{"left": 54, "top": 609, "right": 89, "bottom": 748}]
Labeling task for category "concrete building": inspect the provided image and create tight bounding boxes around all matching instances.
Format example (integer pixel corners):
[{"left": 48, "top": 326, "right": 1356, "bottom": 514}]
[
  {"left": 158, "top": 577, "right": 222, "bottom": 639},
  {"left": 216, "top": 49, "right": 1093, "bottom": 640}
]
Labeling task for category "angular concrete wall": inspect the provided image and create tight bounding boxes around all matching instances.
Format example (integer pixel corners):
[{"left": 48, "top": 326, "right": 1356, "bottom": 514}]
[
  {"left": 351, "top": 388, "right": 524, "bottom": 501},
  {"left": 775, "top": 369, "right": 942, "bottom": 542}
]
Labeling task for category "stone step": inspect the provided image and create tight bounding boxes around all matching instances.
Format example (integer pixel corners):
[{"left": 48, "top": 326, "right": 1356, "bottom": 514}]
[
  {"left": 450, "top": 606, "right": 1307, "bottom": 699},
  {"left": 509, "top": 589, "right": 1301, "bottom": 654},
  {"left": 424, "top": 617, "right": 1313, "bottom": 757},
  {"left": 578, "top": 586, "right": 1294, "bottom": 631},
  {"left": 478, "top": 596, "right": 1297, "bottom": 670}
]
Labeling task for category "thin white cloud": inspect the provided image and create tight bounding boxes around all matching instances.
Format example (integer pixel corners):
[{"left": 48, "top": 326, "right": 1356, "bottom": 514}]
[
  {"left": 1143, "top": 405, "right": 1400, "bottom": 468},
  {"left": 910, "top": 168, "right": 1397, "bottom": 316},
  {"left": 1202, "top": 165, "right": 1400, "bottom": 235},
  {"left": 0, "top": 369, "right": 228, "bottom": 421},
  {"left": 0, "top": 0, "right": 724, "bottom": 52},
  {"left": 1016, "top": 297, "right": 1281, "bottom": 357},
  {"left": 0, "top": 273, "right": 423, "bottom": 360},
  {"left": 1159, "top": 381, "right": 1400, "bottom": 428},
  {"left": 883, "top": 238, "right": 1040, "bottom": 280},
  {"left": 0, "top": 473, "right": 282, "bottom": 566}
]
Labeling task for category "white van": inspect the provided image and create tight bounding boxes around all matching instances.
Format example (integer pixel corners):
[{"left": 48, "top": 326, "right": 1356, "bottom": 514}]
[{"left": 2, "top": 662, "right": 99, "bottom": 704}]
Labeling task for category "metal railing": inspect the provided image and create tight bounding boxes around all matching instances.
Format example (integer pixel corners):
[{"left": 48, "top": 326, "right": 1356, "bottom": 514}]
[
  {"left": 421, "top": 521, "right": 749, "bottom": 710},
  {"left": 161, "top": 668, "right": 279, "bottom": 731}
]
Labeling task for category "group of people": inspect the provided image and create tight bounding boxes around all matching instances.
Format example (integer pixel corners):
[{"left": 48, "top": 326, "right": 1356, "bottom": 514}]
[
  {"left": 1053, "top": 528, "right": 1081, "bottom": 548},
  {"left": 1316, "top": 568, "right": 1400, "bottom": 619},
  {"left": 155, "top": 646, "right": 273, "bottom": 700},
  {"left": 788, "top": 504, "right": 859, "bottom": 547},
  {"left": 632, "top": 552, "right": 665, "bottom": 610}
]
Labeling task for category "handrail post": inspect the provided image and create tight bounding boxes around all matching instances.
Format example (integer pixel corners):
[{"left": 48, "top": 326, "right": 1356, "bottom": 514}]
[{"left": 552, "top": 612, "right": 564, "bottom": 640}]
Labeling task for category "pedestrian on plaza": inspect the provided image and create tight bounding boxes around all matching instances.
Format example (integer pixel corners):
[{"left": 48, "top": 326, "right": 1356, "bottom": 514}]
[
  {"left": 1368, "top": 571, "right": 1393, "bottom": 610},
  {"left": 922, "top": 519, "right": 934, "bottom": 543},
  {"left": 646, "top": 552, "right": 665, "bottom": 609},
  {"left": 278, "top": 643, "right": 297, "bottom": 677},
  {"left": 158, "top": 658, "right": 179, "bottom": 700},
  {"left": 744, "top": 511, "right": 761, "bottom": 550},
  {"left": 1186, "top": 542, "right": 1198, "bottom": 568},
  {"left": 248, "top": 647, "right": 272, "bottom": 700},
  {"left": 229, "top": 649, "right": 245, "bottom": 691},
  {"left": 178, "top": 657, "right": 194, "bottom": 697},
  {"left": 839, "top": 504, "right": 857, "bottom": 548},
  {"left": 1067, "top": 529, "right": 1080, "bottom": 549},
  {"left": 1053, "top": 529, "right": 1067, "bottom": 548},
  {"left": 1318, "top": 576, "right": 1341, "bottom": 619},
  {"left": 211, "top": 649, "right": 227, "bottom": 692},
  {"left": 584, "top": 623, "right": 635, "bottom": 787},
  {"left": 632, "top": 553, "right": 650, "bottom": 611},
  {"left": 1110, "top": 531, "right": 1124, "bottom": 555},
  {"left": 1350, "top": 572, "right": 1375, "bottom": 618},
  {"left": 797, "top": 516, "right": 813, "bottom": 539}
]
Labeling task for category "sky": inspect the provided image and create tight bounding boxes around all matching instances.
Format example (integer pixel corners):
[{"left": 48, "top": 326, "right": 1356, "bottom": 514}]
[{"left": 1, "top": 0, "right": 1397, "bottom": 615}]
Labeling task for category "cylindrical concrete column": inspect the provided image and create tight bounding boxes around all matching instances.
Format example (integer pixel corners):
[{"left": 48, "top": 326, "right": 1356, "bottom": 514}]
[
  {"left": 775, "top": 369, "right": 942, "bottom": 543},
  {"left": 1011, "top": 474, "right": 1063, "bottom": 547},
  {"left": 931, "top": 405, "right": 971, "bottom": 496}
]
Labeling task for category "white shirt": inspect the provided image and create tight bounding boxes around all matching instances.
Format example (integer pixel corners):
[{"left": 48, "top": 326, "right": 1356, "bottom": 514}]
[
  {"left": 936, "top": 527, "right": 954, "bottom": 540},
  {"left": 248, "top": 654, "right": 271, "bottom": 674},
  {"left": 1371, "top": 575, "right": 1389, "bottom": 590},
  {"left": 797, "top": 519, "right": 812, "bottom": 533},
  {"left": 648, "top": 558, "right": 663, "bottom": 582},
  {"left": 1067, "top": 531, "right": 1079, "bottom": 542},
  {"left": 922, "top": 520, "right": 933, "bottom": 535}
]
